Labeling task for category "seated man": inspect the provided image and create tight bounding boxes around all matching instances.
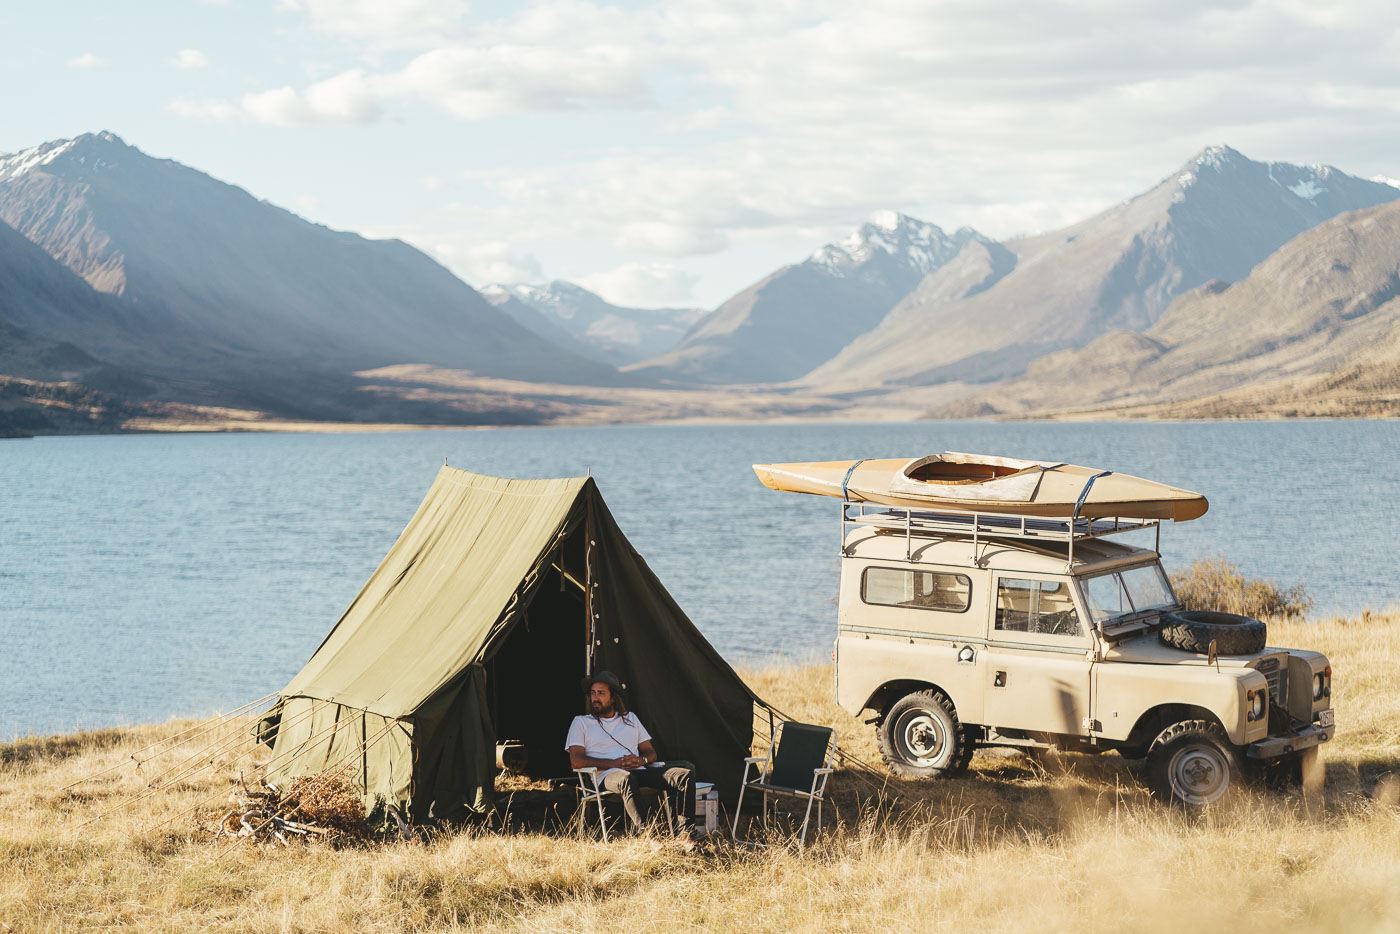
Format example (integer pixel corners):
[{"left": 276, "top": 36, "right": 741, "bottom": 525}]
[{"left": 566, "top": 670, "right": 695, "bottom": 836}]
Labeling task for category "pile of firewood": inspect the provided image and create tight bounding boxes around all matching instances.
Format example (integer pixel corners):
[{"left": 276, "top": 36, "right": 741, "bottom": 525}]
[{"left": 212, "top": 770, "right": 367, "bottom": 846}]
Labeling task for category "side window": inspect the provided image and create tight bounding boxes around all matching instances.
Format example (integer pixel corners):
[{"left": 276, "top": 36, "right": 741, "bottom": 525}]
[
  {"left": 996, "top": 578, "right": 1082, "bottom": 637},
  {"left": 862, "top": 567, "right": 971, "bottom": 612}
]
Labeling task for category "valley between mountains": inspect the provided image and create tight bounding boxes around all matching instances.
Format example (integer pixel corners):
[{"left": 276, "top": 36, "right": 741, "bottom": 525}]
[{"left": 2, "top": 132, "right": 1398, "bottom": 436}]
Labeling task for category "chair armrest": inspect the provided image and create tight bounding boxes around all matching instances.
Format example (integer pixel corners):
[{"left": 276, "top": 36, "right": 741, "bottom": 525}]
[
  {"left": 743, "top": 756, "right": 767, "bottom": 763},
  {"left": 814, "top": 768, "right": 835, "bottom": 775},
  {"left": 576, "top": 766, "right": 599, "bottom": 773}
]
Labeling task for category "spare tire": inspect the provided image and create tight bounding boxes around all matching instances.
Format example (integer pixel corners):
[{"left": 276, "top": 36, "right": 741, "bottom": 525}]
[{"left": 1159, "top": 611, "right": 1267, "bottom": 655}]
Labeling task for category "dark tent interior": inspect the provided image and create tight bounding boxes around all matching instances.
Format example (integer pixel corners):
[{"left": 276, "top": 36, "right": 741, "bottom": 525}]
[{"left": 487, "top": 527, "right": 590, "bottom": 780}]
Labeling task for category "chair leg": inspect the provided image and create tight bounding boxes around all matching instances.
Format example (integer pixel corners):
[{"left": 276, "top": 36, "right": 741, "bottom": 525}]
[
  {"left": 798, "top": 794, "right": 818, "bottom": 848},
  {"left": 595, "top": 794, "right": 609, "bottom": 844},
  {"left": 731, "top": 783, "right": 748, "bottom": 840}
]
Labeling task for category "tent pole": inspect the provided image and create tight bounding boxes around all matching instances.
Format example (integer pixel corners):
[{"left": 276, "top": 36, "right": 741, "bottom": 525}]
[{"left": 584, "top": 499, "right": 595, "bottom": 676}]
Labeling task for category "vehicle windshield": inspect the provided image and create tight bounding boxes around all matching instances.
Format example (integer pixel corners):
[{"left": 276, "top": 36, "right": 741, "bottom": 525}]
[{"left": 1081, "top": 564, "right": 1177, "bottom": 625}]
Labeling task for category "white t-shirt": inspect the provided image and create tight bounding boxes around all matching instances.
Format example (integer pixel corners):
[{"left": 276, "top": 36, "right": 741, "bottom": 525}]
[{"left": 565, "top": 713, "right": 652, "bottom": 779}]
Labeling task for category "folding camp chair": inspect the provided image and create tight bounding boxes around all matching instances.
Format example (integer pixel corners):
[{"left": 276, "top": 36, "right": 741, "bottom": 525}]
[
  {"left": 732, "top": 721, "right": 836, "bottom": 847},
  {"left": 574, "top": 766, "right": 673, "bottom": 842}
]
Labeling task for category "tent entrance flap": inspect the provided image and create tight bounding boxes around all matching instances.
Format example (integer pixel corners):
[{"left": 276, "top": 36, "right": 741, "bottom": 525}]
[{"left": 487, "top": 535, "right": 589, "bottom": 780}]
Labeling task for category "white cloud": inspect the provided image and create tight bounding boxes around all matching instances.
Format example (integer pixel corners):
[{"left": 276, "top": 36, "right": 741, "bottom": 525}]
[
  {"left": 615, "top": 222, "right": 728, "bottom": 256},
  {"left": 421, "top": 175, "right": 447, "bottom": 191},
  {"left": 183, "top": 2, "right": 653, "bottom": 126},
  {"left": 242, "top": 69, "right": 384, "bottom": 126},
  {"left": 660, "top": 105, "right": 731, "bottom": 133},
  {"left": 577, "top": 262, "right": 699, "bottom": 306},
  {"left": 387, "top": 43, "right": 650, "bottom": 119},
  {"left": 178, "top": 0, "right": 1400, "bottom": 303},
  {"left": 289, "top": 0, "right": 471, "bottom": 48},
  {"left": 294, "top": 195, "right": 321, "bottom": 216},
  {"left": 67, "top": 53, "right": 104, "bottom": 69},
  {"left": 455, "top": 242, "right": 546, "bottom": 285},
  {"left": 170, "top": 49, "right": 209, "bottom": 69}
]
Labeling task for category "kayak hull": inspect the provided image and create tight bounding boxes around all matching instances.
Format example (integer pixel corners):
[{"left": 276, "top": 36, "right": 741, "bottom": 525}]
[{"left": 753, "top": 455, "right": 1208, "bottom": 522}]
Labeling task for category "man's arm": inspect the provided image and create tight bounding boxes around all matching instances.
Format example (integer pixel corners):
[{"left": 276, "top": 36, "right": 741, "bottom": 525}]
[
  {"left": 568, "top": 745, "right": 642, "bottom": 771},
  {"left": 637, "top": 740, "right": 658, "bottom": 765}
]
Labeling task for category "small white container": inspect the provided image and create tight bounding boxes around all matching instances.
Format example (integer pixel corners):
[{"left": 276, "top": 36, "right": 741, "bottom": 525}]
[{"left": 695, "top": 781, "right": 719, "bottom": 832}]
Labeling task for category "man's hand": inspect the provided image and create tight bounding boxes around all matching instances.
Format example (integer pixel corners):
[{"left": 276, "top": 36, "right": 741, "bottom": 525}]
[{"left": 619, "top": 754, "right": 644, "bottom": 769}]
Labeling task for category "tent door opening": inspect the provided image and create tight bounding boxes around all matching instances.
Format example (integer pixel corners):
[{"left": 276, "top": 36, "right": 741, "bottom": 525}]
[{"left": 486, "top": 532, "right": 589, "bottom": 780}]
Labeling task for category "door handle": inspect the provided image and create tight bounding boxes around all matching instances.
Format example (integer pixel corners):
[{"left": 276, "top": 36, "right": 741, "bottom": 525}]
[{"left": 994, "top": 670, "right": 1007, "bottom": 688}]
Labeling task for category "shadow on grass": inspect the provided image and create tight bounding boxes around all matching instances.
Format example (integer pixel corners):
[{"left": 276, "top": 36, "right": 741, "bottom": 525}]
[{"left": 1, "top": 727, "right": 137, "bottom": 767}]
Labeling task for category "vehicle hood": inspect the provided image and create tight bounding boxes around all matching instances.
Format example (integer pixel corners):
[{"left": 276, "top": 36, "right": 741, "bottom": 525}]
[{"left": 1103, "top": 633, "right": 1263, "bottom": 667}]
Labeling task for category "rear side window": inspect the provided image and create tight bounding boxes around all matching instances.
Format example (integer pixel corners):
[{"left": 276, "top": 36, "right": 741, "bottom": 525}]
[
  {"left": 996, "top": 578, "right": 1082, "bottom": 637},
  {"left": 861, "top": 567, "right": 971, "bottom": 613}
]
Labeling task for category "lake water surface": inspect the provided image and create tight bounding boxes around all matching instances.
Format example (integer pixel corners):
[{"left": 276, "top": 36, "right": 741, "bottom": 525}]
[{"left": 2, "top": 420, "right": 1395, "bottom": 738}]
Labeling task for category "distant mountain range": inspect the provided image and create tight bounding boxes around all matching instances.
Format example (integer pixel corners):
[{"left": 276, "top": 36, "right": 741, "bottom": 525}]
[
  {"left": 1, "top": 130, "right": 1397, "bottom": 432},
  {"left": 628, "top": 213, "right": 985, "bottom": 384},
  {"left": 482, "top": 281, "right": 704, "bottom": 366},
  {"left": 803, "top": 147, "right": 1400, "bottom": 390},
  {"left": 0, "top": 132, "right": 621, "bottom": 393},
  {"left": 932, "top": 197, "right": 1400, "bottom": 418}
]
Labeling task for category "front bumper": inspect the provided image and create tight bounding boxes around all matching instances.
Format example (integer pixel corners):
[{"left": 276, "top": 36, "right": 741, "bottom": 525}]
[{"left": 1245, "top": 722, "right": 1334, "bottom": 759}]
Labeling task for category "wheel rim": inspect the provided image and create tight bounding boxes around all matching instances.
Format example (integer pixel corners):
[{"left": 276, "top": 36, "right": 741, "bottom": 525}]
[
  {"left": 894, "top": 708, "right": 946, "bottom": 766},
  {"left": 1168, "top": 743, "right": 1230, "bottom": 805}
]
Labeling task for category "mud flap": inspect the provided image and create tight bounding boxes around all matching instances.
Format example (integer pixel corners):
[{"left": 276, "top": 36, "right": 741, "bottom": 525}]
[{"left": 1299, "top": 745, "right": 1324, "bottom": 795}]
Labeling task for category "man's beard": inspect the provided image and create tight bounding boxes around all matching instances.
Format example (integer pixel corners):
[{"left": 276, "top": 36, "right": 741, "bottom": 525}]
[{"left": 591, "top": 700, "right": 614, "bottom": 717}]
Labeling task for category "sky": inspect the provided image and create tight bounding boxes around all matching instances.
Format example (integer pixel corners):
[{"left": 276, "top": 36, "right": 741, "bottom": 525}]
[{"left": 2, "top": 0, "right": 1399, "bottom": 309}]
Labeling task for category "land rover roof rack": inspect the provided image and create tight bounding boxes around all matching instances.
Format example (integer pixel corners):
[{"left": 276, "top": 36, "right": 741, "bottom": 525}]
[{"left": 839, "top": 501, "right": 1161, "bottom": 567}]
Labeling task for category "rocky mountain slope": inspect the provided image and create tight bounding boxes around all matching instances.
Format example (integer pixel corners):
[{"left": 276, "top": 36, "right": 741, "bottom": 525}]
[
  {"left": 931, "top": 199, "right": 1400, "bottom": 418},
  {"left": 0, "top": 218, "right": 155, "bottom": 434},
  {"left": 482, "top": 281, "right": 704, "bottom": 366},
  {"left": 628, "top": 213, "right": 984, "bottom": 384},
  {"left": 809, "top": 147, "right": 1400, "bottom": 389},
  {"left": 0, "top": 132, "right": 620, "bottom": 387}
]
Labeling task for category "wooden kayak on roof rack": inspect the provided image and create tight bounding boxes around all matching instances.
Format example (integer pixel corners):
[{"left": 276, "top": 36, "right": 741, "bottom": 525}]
[{"left": 752, "top": 452, "right": 1208, "bottom": 522}]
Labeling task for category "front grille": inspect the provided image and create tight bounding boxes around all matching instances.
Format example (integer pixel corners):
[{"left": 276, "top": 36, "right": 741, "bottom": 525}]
[{"left": 1254, "top": 656, "right": 1288, "bottom": 707}]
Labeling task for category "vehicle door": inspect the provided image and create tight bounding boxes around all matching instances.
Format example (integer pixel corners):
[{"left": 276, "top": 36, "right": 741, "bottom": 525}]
[{"left": 980, "top": 574, "right": 1094, "bottom": 738}]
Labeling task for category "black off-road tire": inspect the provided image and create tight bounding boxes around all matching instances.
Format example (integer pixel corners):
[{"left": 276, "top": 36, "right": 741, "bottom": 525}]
[
  {"left": 877, "top": 691, "right": 974, "bottom": 779},
  {"left": 1146, "top": 719, "right": 1241, "bottom": 807},
  {"left": 1159, "top": 610, "right": 1267, "bottom": 655}
]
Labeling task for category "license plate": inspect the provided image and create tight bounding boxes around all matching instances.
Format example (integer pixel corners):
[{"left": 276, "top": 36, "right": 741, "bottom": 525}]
[{"left": 1318, "top": 708, "right": 1335, "bottom": 728}]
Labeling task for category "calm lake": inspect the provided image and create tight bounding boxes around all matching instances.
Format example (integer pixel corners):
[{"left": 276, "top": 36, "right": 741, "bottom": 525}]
[{"left": 2, "top": 420, "right": 1396, "bottom": 738}]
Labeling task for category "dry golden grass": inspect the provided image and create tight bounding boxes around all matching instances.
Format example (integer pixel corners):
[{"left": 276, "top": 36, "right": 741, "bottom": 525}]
[{"left": 3, "top": 613, "right": 1398, "bottom": 932}]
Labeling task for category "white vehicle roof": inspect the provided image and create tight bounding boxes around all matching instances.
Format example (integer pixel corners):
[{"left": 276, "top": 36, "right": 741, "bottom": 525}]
[{"left": 842, "top": 526, "right": 1158, "bottom": 576}]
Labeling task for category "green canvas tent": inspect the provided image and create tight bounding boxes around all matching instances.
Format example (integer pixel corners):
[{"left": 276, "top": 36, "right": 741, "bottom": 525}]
[{"left": 260, "top": 466, "right": 757, "bottom": 820}]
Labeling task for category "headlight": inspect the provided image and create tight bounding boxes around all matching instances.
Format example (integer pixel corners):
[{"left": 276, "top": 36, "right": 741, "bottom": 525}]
[
  {"left": 1313, "top": 673, "right": 1324, "bottom": 700},
  {"left": 1247, "top": 689, "right": 1265, "bottom": 720}
]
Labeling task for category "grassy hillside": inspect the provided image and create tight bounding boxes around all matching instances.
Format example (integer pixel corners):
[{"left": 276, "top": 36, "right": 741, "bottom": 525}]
[{"left": 3, "top": 613, "right": 1398, "bottom": 932}]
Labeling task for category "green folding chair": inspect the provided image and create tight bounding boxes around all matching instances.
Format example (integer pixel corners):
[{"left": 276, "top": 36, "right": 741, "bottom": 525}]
[{"left": 732, "top": 721, "right": 836, "bottom": 847}]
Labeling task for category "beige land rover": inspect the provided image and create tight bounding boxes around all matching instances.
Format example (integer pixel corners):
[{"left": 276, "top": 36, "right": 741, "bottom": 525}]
[{"left": 832, "top": 506, "right": 1336, "bottom": 805}]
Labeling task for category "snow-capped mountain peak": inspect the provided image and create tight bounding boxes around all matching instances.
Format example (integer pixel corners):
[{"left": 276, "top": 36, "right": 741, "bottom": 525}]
[
  {"left": 0, "top": 131, "right": 136, "bottom": 184},
  {"left": 0, "top": 138, "right": 79, "bottom": 183},
  {"left": 810, "top": 210, "right": 973, "bottom": 276}
]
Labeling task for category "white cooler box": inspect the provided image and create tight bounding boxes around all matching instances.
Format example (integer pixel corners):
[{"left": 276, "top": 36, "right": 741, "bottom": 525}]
[{"left": 695, "top": 781, "right": 719, "bottom": 833}]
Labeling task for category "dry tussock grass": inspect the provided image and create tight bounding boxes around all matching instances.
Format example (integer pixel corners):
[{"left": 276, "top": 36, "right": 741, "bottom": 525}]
[
  {"left": 2, "top": 613, "right": 1398, "bottom": 932},
  {"left": 1170, "top": 556, "right": 1315, "bottom": 620}
]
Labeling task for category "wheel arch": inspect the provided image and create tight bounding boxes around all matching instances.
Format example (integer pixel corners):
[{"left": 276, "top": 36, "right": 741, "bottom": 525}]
[
  {"left": 1121, "top": 703, "right": 1226, "bottom": 755},
  {"left": 864, "top": 679, "right": 960, "bottom": 723}
]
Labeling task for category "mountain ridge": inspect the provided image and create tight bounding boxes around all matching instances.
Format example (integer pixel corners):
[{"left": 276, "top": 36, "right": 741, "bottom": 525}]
[
  {"left": 628, "top": 212, "right": 986, "bottom": 384},
  {"left": 929, "top": 198, "right": 1400, "bottom": 418},
  {"left": 482, "top": 281, "right": 704, "bottom": 366},
  {"left": 0, "top": 131, "right": 625, "bottom": 387},
  {"left": 806, "top": 146, "right": 1400, "bottom": 390}
]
